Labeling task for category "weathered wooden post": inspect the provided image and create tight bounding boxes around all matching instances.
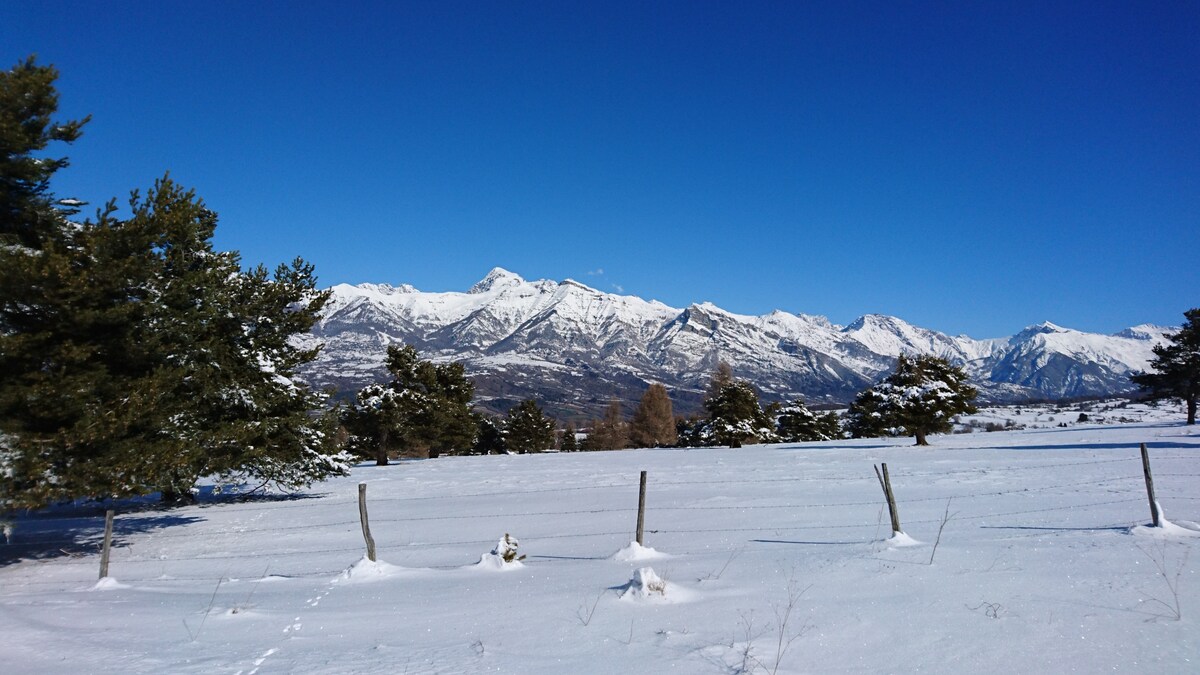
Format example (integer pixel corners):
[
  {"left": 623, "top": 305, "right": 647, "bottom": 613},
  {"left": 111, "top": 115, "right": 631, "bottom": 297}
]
[
  {"left": 635, "top": 470, "right": 647, "bottom": 545},
  {"left": 874, "top": 463, "right": 902, "bottom": 534},
  {"left": 358, "top": 483, "right": 377, "bottom": 562},
  {"left": 99, "top": 509, "right": 114, "bottom": 579},
  {"left": 1140, "top": 443, "right": 1161, "bottom": 528}
]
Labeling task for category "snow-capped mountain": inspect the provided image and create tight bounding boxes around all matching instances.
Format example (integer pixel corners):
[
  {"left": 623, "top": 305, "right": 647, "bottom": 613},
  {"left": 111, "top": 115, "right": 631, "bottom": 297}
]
[{"left": 298, "top": 268, "right": 1169, "bottom": 417}]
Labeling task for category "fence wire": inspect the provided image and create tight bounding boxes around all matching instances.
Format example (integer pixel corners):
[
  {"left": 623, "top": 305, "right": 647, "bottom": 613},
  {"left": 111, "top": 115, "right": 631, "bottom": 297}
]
[{"left": 2, "top": 444, "right": 1196, "bottom": 590}]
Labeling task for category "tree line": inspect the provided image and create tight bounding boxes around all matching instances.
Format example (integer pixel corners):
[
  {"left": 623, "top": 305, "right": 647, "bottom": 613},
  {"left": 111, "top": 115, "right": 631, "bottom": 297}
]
[{"left": 337, "top": 346, "right": 984, "bottom": 459}]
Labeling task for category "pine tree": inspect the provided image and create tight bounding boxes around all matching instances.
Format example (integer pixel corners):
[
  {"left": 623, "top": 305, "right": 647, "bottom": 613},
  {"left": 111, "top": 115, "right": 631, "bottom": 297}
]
[
  {"left": 776, "top": 399, "right": 841, "bottom": 442},
  {"left": 847, "top": 354, "right": 978, "bottom": 445},
  {"left": 472, "top": 413, "right": 507, "bottom": 455},
  {"left": 0, "top": 56, "right": 89, "bottom": 249},
  {"left": 1131, "top": 309, "right": 1200, "bottom": 425},
  {"left": 504, "top": 399, "right": 554, "bottom": 454},
  {"left": 0, "top": 58, "right": 351, "bottom": 507},
  {"left": 559, "top": 421, "right": 578, "bottom": 452},
  {"left": 844, "top": 387, "right": 894, "bottom": 439},
  {"left": 630, "top": 383, "right": 677, "bottom": 448},
  {"left": 0, "top": 175, "right": 349, "bottom": 507},
  {"left": 704, "top": 379, "right": 776, "bottom": 447},
  {"left": 342, "top": 344, "right": 476, "bottom": 462}
]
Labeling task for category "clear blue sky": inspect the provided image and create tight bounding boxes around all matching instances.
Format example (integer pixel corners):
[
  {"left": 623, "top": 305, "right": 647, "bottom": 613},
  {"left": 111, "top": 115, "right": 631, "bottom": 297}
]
[{"left": 5, "top": 1, "right": 1198, "bottom": 338}]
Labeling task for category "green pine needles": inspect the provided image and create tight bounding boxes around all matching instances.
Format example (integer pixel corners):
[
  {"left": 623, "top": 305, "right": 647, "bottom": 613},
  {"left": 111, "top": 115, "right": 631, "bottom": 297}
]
[{"left": 0, "top": 57, "right": 350, "bottom": 509}]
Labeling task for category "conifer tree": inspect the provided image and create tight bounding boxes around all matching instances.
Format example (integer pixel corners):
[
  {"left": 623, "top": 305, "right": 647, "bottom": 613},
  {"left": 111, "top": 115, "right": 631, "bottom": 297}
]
[
  {"left": 504, "top": 399, "right": 554, "bottom": 454},
  {"left": 704, "top": 379, "right": 776, "bottom": 447},
  {"left": 1131, "top": 309, "right": 1200, "bottom": 425},
  {"left": 584, "top": 400, "right": 630, "bottom": 451},
  {"left": 776, "top": 399, "right": 841, "bottom": 442},
  {"left": 844, "top": 387, "right": 894, "bottom": 439},
  {"left": 0, "top": 56, "right": 89, "bottom": 249},
  {"left": 559, "top": 421, "right": 578, "bottom": 452},
  {"left": 847, "top": 355, "right": 977, "bottom": 445},
  {"left": 0, "top": 176, "right": 349, "bottom": 506},
  {"left": 472, "top": 413, "right": 507, "bottom": 455},
  {"left": 630, "top": 383, "right": 677, "bottom": 448},
  {"left": 342, "top": 344, "right": 476, "bottom": 462},
  {"left": 0, "top": 58, "right": 349, "bottom": 507}
]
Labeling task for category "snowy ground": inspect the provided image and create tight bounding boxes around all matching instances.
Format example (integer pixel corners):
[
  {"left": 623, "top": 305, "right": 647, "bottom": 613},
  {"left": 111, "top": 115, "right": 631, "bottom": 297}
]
[
  {"left": 956, "top": 399, "right": 1180, "bottom": 432},
  {"left": 2, "top": 417, "right": 1198, "bottom": 673}
]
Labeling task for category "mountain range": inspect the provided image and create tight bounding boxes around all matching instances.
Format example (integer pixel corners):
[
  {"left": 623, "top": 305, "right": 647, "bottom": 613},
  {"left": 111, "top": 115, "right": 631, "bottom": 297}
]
[{"left": 297, "top": 267, "right": 1169, "bottom": 419}]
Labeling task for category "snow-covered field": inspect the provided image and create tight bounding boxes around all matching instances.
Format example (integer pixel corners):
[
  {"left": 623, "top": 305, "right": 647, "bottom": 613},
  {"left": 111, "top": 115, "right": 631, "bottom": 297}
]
[
  {"left": 956, "top": 400, "right": 1180, "bottom": 432},
  {"left": 2, "top": 418, "right": 1198, "bottom": 673}
]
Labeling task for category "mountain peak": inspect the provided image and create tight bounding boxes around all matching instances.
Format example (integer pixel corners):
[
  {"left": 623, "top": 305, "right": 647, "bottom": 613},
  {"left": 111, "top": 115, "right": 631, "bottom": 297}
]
[
  {"left": 469, "top": 267, "right": 525, "bottom": 294},
  {"left": 1020, "top": 321, "right": 1067, "bottom": 336}
]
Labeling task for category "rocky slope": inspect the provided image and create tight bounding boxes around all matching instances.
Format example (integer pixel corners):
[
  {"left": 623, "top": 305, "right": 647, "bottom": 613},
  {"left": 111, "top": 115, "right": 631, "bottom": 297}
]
[{"left": 298, "top": 268, "right": 1169, "bottom": 418}]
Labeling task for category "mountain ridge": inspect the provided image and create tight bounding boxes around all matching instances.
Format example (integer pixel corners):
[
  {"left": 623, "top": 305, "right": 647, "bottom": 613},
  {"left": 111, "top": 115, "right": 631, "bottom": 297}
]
[{"left": 299, "top": 268, "right": 1170, "bottom": 418}]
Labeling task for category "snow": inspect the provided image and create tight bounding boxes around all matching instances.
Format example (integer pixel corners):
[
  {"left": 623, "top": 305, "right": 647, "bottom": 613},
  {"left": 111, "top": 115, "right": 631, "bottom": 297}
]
[
  {"left": 307, "top": 270, "right": 1174, "bottom": 407},
  {"left": 610, "top": 541, "right": 670, "bottom": 561},
  {"left": 885, "top": 531, "right": 923, "bottom": 548},
  {"left": 2, "top": 419, "right": 1198, "bottom": 673}
]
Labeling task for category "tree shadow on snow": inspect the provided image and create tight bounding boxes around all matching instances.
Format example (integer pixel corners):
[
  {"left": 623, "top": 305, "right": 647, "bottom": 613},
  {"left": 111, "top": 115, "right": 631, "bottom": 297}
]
[
  {"left": 979, "top": 525, "right": 1130, "bottom": 533},
  {"left": 1000, "top": 440, "right": 1200, "bottom": 451},
  {"left": 0, "top": 511, "right": 202, "bottom": 567},
  {"left": 1, "top": 486, "right": 328, "bottom": 567},
  {"left": 752, "top": 538, "right": 870, "bottom": 546}
]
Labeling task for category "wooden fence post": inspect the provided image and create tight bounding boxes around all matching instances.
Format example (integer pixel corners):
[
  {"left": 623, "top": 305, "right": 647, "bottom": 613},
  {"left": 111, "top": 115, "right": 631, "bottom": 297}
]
[
  {"left": 874, "top": 463, "right": 902, "bottom": 534},
  {"left": 1140, "top": 443, "right": 1161, "bottom": 528},
  {"left": 99, "top": 509, "right": 114, "bottom": 579},
  {"left": 636, "top": 471, "right": 647, "bottom": 545},
  {"left": 358, "top": 483, "right": 377, "bottom": 562}
]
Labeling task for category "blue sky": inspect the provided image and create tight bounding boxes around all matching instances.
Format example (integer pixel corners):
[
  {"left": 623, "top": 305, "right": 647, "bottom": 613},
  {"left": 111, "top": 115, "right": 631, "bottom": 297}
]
[{"left": 5, "top": 1, "right": 1198, "bottom": 337}]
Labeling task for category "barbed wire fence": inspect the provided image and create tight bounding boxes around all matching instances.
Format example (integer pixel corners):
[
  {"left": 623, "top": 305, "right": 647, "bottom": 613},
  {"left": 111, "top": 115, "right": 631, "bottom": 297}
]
[{"left": 1, "top": 446, "right": 1197, "bottom": 589}]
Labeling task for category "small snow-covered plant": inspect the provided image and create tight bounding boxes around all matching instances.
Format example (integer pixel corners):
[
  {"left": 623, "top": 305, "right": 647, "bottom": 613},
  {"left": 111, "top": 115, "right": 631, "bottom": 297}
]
[
  {"left": 1137, "top": 540, "right": 1188, "bottom": 621},
  {"left": 623, "top": 567, "right": 667, "bottom": 598},
  {"left": 493, "top": 533, "right": 526, "bottom": 563},
  {"left": 2, "top": 520, "right": 12, "bottom": 544}
]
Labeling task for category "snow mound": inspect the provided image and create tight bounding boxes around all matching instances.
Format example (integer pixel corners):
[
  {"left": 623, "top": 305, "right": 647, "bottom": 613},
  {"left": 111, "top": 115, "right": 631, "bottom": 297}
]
[
  {"left": 334, "top": 556, "right": 409, "bottom": 583},
  {"left": 471, "top": 553, "right": 526, "bottom": 571},
  {"left": 1129, "top": 504, "right": 1200, "bottom": 538},
  {"left": 610, "top": 541, "right": 669, "bottom": 561},
  {"left": 618, "top": 567, "right": 695, "bottom": 603},
  {"left": 89, "top": 577, "right": 129, "bottom": 591},
  {"left": 887, "top": 531, "right": 924, "bottom": 548},
  {"left": 1130, "top": 519, "right": 1200, "bottom": 539},
  {"left": 469, "top": 533, "right": 527, "bottom": 570}
]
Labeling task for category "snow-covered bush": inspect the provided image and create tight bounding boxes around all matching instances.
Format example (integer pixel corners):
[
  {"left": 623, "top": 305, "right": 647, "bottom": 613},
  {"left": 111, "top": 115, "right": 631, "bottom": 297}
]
[{"left": 493, "top": 533, "right": 526, "bottom": 563}]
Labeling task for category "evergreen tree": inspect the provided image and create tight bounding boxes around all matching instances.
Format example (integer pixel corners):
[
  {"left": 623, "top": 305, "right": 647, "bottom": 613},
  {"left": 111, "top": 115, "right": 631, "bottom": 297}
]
[
  {"left": 342, "top": 345, "right": 476, "bottom": 462},
  {"left": 0, "top": 56, "right": 89, "bottom": 249},
  {"left": 847, "top": 354, "right": 978, "bottom": 445},
  {"left": 843, "top": 387, "right": 894, "bottom": 439},
  {"left": 559, "top": 421, "right": 578, "bottom": 452},
  {"left": 0, "top": 57, "right": 349, "bottom": 508},
  {"left": 472, "top": 413, "right": 507, "bottom": 455},
  {"left": 776, "top": 399, "right": 841, "bottom": 442},
  {"left": 0, "top": 173, "right": 349, "bottom": 507},
  {"left": 704, "top": 379, "right": 777, "bottom": 447},
  {"left": 504, "top": 399, "right": 554, "bottom": 454},
  {"left": 1131, "top": 308, "right": 1200, "bottom": 425},
  {"left": 630, "top": 383, "right": 677, "bottom": 448},
  {"left": 674, "top": 415, "right": 706, "bottom": 447}
]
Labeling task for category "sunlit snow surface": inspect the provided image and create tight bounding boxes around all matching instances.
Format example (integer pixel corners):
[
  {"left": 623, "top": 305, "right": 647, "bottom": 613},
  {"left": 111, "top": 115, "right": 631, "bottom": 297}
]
[{"left": 2, "top": 418, "right": 1198, "bottom": 673}]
